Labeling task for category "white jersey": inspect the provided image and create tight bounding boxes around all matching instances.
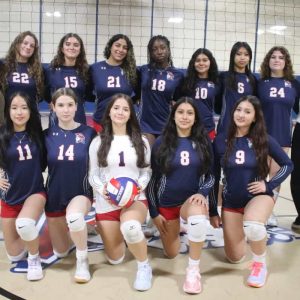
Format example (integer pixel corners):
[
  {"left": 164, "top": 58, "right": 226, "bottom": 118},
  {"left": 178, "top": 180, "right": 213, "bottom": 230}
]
[{"left": 89, "top": 134, "right": 151, "bottom": 213}]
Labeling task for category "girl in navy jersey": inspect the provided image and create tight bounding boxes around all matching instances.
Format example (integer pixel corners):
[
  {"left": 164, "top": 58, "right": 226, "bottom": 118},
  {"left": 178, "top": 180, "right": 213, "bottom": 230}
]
[
  {"left": 0, "top": 31, "right": 44, "bottom": 106},
  {"left": 211, "top": 95, "right": 293, "bottom": 288},
  {"left": 90, "top": 34, "right": 138, "bottom": 132},
  {"left": 139, "top": 35, "right": 184, "bottom": 146},
  {"left": 148, "top": 97, "right": 214, "bottom": 294},
  {"left": 89, "top": 93, "right": 152, "bottom": 291},
  {"left": 215, "top": 41, "right": 256, "bottom": 135},
  {"left": 182, "top": 48, "right": 220, "bottom": 140},
  {"left": 44, "top": 88, "right": 96, "bottom": 283},
  {"left": 0, "top": 92, "right": 46, "bottom": 281},
  {"left": 258, "top": 46, "right": 300, "bottom": 226},
  {"left": 44, "top": 33, "right": 94, "bottom": 126}
]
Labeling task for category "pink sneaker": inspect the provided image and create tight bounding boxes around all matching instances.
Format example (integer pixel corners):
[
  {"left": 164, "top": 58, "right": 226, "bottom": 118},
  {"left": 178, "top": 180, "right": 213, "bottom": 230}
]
[
  {"left": 183, "top": 266, "right": 202, "bottom": 294},
  {"left": 247, "top": 261, "right": 267, "bottom": 288}
]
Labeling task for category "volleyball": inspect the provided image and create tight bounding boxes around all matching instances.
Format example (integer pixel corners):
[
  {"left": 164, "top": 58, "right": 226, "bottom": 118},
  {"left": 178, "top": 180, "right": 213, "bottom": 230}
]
[{"left": 107, "top": 177, "right": 139, "bottom": 208}]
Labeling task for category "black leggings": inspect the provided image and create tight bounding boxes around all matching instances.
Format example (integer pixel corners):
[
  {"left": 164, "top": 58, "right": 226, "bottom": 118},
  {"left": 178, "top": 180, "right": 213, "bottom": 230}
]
[{"left": 290, "top": 122, "right": 300, "bottom": 217}]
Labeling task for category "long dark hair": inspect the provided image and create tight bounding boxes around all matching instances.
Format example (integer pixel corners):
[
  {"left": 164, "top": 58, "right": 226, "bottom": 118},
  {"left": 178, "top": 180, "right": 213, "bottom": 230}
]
[
  {"left": 227, "top": 41, "right": 256, "bottom": 92},
  {"left": 104, "top": 34, "right": 137, "bottom": 88},
  {"left": 0, "top": 92, "right": 44, "bottom": 169},
  {"left": 0, "top": 31, "right": 44, "bottom": 101},
  {"left": 97, "top": 93, "right": 148, "bottom": 168},
  {"left": 156, "top": 97, "right": 212, "bottom": 174},
  {"left": 182, "top": 48, "right": 219, "bottom": 93},
  {"left": 51, "top": 33, "right": 90, "bottom": 84},
  {"left": 225, "top": 95, "right": 269, "bottom": 178},
  {"left": 260, "top": 46, "right": 294, "bottom": 81}
]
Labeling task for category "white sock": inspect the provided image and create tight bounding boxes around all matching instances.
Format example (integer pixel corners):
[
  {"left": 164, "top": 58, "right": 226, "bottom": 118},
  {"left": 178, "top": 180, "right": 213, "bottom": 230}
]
[
  {"left": 252, "top": 251, "right": 266, "bottom": 264},
  {"left": 28, "top": 252, "right": 39, "bottom": 260},
  {"left": 76, "top": 249, "right": 88, "bottom": 260},
  {"left": 137, "top": 258, "right": 149, "bottom": 268},
  {"left": 188, "top": 257, "right": 200, "bottom": 268}
]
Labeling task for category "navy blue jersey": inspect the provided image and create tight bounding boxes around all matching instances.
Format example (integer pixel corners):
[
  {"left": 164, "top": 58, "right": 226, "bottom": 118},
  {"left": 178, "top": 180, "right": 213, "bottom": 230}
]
[
  {"left": 43, "top": 65, "right": 94, "bottom": 125},
  {"left": 0, "top": 132, "right": 45, "bottom": 205},
  {"left": 147, "top": 136, "right": 215, "bottom": 218},
  {"left": 257, "top": 78, "right": 300, "bottom": 147},
  {"left": 4, "top": 62, "right": 40, "bottom": 104},
  {"left": 139, "top": 64, "right": 184, "bottom": 135},
  {"left": 183, "top": 78, "right": 220, "bottom": 133},
  {"left": 90, "top": 61, "right": 136, "bottom": 123},
  {"left": 216, "top": 71, "right": 256, "bottom": 135},
  {"left": 44, "top": 124, "right": 96, "bottom": 212},
  {"left": 211, "top": 133, "right": 293, "bottom": 214}
]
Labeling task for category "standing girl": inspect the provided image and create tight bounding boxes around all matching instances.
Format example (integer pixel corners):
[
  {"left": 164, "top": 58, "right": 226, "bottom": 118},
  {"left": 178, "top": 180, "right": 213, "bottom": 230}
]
[
  {"left": 44, "top": 33, "right": 94, "bottom": 126},
  {"left": 147, "top": 97, "right": 214, "bottom": 294},
  {"left": 139, "top": 35, "right": 184, "bottom": 146},
  {"left": 0, "top": 31, "right": 44, "bottom": 106},
  {"left": 182, "top": 48, "right": 220, "bottom": 140},
  {"left": 216, "top": 41, "right": 256, "bottom": 135},
  {"left": 44, "top": 88, "right": 96, "bottom": 283},
  {"left": 89, "top": 93, "right": 152, "bottom": 291},
  {"left": 211, "top": 95, "right": 293, "bottom": 287},
  {"left": 258, "top": 46, "right": 300, "bottom": 226},
  {"left": 90, "top": 34, "right": 138, "bottom": 132},
  {"left": 0, "top": 92, "right": 46, "bottom": 281}
]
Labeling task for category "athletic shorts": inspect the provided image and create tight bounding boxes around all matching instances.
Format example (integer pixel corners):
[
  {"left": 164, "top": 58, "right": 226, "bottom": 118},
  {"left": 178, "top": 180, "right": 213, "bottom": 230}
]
[
  {"left": 0, "top": 192, "right": 46, "bottom": 218},
  {"left": 45, "top": 195, "right": 93, "bottom": 217},
  {"left": 158, "top": 206, "right": 181, "bottom": 220},
  {"left": 96, "top": 200, "right": 148, "bottom": 221}
]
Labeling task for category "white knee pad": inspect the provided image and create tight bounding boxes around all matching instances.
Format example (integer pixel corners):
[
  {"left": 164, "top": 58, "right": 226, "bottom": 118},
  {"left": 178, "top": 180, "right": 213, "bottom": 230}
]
[
  {"left": 15, "top": 218, "right": 38, "bottom": 242},
  {"left": 120, "top": 220, "right": 144, "bottom": 244},
  {"left": 66, "top": 213, "right": 86, "bottom": 232},
  {"left": 243, "top": 220, "right": 267, "bottom": 242},
  {"left": 187, "top": 215, "right": 208, "bottom": 243}
]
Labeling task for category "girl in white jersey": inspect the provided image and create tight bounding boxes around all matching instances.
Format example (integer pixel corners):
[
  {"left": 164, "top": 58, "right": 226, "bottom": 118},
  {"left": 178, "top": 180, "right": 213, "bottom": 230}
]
[{"left": 89, "top": 93, "right": 152, "bottom": 291}]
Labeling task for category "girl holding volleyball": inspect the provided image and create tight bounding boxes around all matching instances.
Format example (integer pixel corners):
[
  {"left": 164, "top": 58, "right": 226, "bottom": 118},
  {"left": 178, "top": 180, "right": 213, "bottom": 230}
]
[{"left": 88, "top": 93, "right": 152, "bottom": 291}]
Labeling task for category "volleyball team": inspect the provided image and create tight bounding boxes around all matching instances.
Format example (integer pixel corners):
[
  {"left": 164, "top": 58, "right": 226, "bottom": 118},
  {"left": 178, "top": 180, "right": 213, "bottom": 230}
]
[{"left": 0, "top": 30, "right": 298, "bottom": 294}]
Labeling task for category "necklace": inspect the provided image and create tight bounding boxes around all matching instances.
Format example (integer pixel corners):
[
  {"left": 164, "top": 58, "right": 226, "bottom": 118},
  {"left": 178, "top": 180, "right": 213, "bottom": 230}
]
[{"left": 14, "top": 132, "right": 27, "bottom": 144}]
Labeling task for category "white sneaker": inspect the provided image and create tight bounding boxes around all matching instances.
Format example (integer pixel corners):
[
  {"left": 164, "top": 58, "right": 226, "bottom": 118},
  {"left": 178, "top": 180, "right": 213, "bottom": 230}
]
[
  {"left": 267, "top": 213, "right": 278, "bottom": 227},
  {"left": 134, "top": 264, "right": 152, "bottom": 291},
  {"left": 74, "top": 258, "right": 91, "bottom": 283},
  {"left": 27, "top": 256, "right": 43, "bottom": 281}
]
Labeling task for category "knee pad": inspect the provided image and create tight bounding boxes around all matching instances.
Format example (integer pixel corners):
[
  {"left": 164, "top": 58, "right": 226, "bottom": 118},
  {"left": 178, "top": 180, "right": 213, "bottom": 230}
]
[
  {"left": 66, "top": 213, "right": 86, "bottom": 232},
  {"left": 187, "top": 215, "right": 208, "bottom": 243},
  {"left": 15, "top": 218, "right": 38, "bottom": 242},
  {"left": 120, "top": 220, "right": 144, "bottom": 244},
  {"left": 243, "top": 220, "right": 267, "bottom": 242},
  {"left": 105, "top": 254, "right": 125, "bottom": 265},
  {"left": 6, "top": 249, "right": 27, "bottom": 262}
]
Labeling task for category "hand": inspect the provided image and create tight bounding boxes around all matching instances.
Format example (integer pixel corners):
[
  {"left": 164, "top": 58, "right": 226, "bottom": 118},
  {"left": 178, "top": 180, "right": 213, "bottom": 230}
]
[
  {"left": 153, "top": 214, "right": 168, "bottom": 235},
  {"left": 210, "top": 215, "right": 222, "bottom": 228},
  {"left": 187, "top": 193, "right": 208, "bottom": 209},
  {"left": 102, "top": 184, "right": 118, "bottom": 207},
  {"left": 247, "top": 180, "right": 266, "bottom": 194},
  {"left": 0, "top": 171, "right": 10, "bottom": 191}
]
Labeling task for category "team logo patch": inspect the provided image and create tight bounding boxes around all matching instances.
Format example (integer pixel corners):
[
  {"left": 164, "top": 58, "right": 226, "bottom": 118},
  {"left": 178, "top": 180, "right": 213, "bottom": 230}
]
[
  {"left": 75, "top": 133, "right": 86, "bottom": 144},
  {"left": 247, "top": 138, "right": 253, "bottom": 148},
  {"left": 284, "top": 80, "right": 292, "bottom": 88},
  {"left": 166, "top": 71, "right": 174, "bottom": 80},
  {"left": 207, "top": 81, "right": 215, "bottom": 88}
]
